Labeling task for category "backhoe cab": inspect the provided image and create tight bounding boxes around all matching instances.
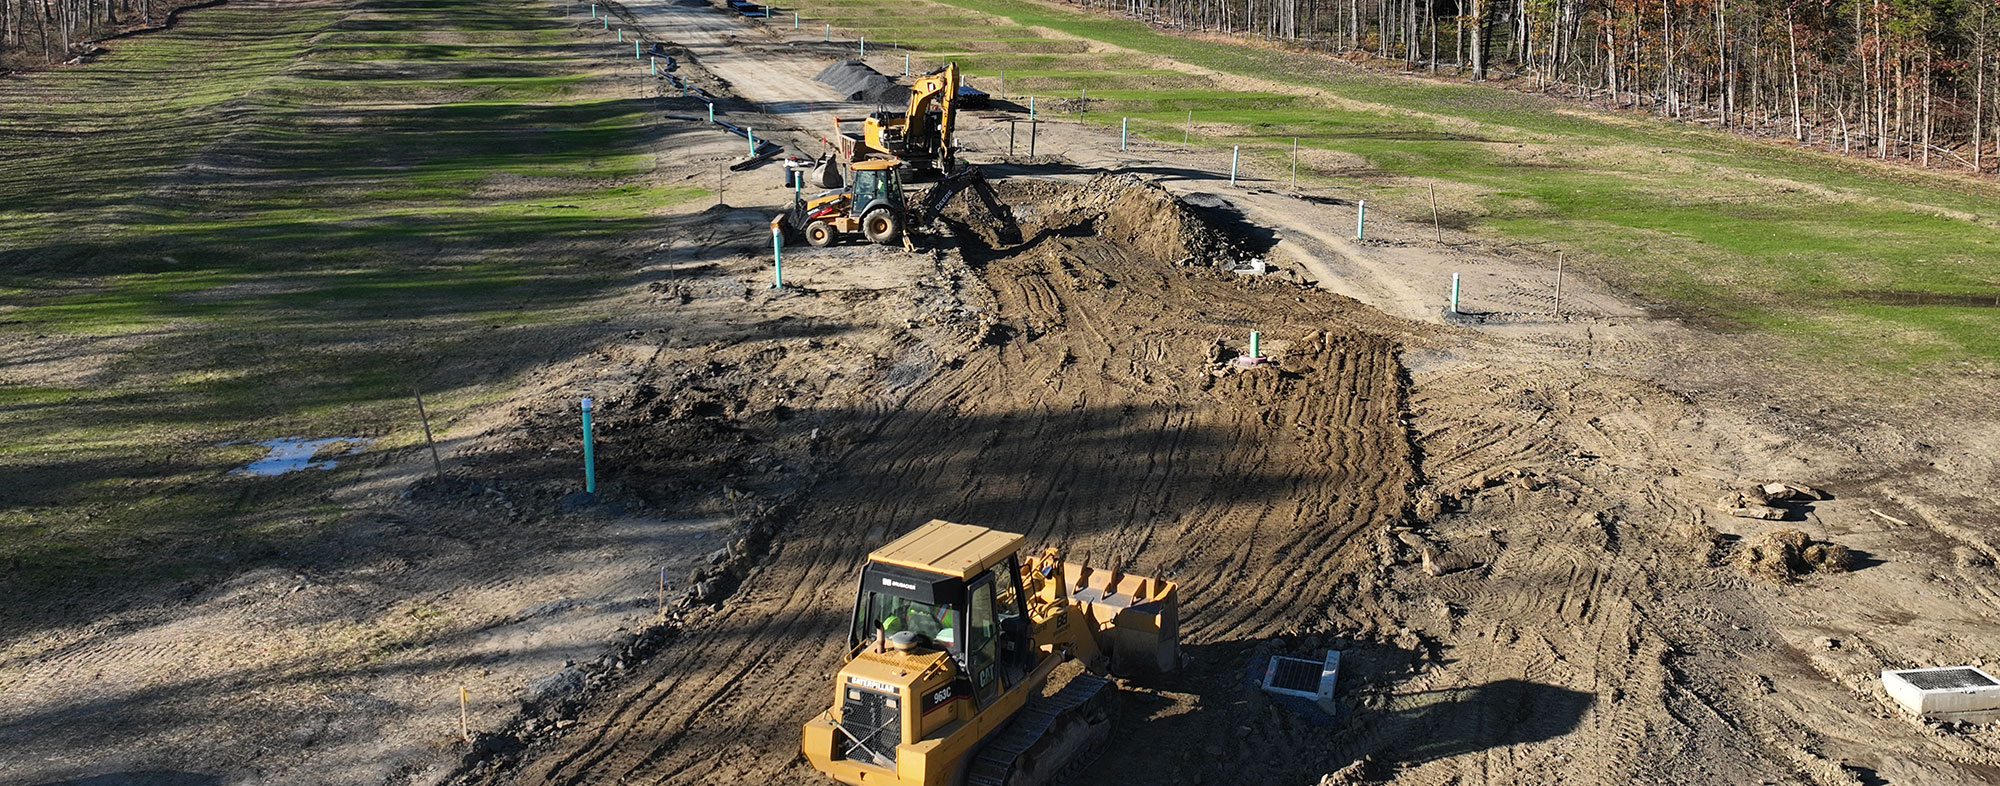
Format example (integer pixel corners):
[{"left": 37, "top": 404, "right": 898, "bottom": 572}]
[
  {"left": 772, "top": 159, "right": 907, "bottom": 248},
  {"left": 803, "top": 520, "right": 1180, "bottom": 786}
]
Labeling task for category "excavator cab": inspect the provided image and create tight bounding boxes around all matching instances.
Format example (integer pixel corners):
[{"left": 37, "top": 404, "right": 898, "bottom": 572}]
[{"left": 804, "top": 520, "right": 1181, "bottom": 786}]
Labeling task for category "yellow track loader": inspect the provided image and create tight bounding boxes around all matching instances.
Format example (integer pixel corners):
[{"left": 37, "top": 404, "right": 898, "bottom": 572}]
[
  {"left": 833, "top": 63, "right": 961, "bottom": 173},
  {"left": 803, "top": 520, "right": 1181, "bottom": 786}
]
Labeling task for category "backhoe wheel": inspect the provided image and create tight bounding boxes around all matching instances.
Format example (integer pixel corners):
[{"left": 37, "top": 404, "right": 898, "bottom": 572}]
[
  {"left": 805, "top": 220, "right": 837, "bottom": 248},
  {"left": 862, "top": 208, "right": 902, "bottom": 245}
]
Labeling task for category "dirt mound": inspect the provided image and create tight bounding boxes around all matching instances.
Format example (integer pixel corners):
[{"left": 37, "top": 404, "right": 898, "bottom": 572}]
[
  {"left": 947, "top": 174, "right": 1252, "bottom": 268},
  {"left": 1738, "top": 528, "right": 1853, "bottom": 583},
  {"left": 812, "top": 59, "right": 906, "bottom": 104}
]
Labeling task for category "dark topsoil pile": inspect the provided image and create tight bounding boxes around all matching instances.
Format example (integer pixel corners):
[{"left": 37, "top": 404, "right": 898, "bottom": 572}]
[
  {"left": 936, "top": 173, "right": 1255, "bottom": 269},
  {"left": 813, "top": 59, "right": 908, "bottom": 104}
]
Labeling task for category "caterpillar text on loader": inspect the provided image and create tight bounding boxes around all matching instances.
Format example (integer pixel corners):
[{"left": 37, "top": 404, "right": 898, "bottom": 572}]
[
  {"left": 803, "top": 519, "right": 1181, "bottom": 786},
  {"left": 832, "top": 62, "right": 961, "bottom": 173}
]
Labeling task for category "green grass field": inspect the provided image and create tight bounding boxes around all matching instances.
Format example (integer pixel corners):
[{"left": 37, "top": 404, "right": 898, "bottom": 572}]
[
  {"left": 789, "top": 0, "right": 2000, "bottom": 372},
  {"left": 0, "top": 0, "right": 697, "bottom": 601}
]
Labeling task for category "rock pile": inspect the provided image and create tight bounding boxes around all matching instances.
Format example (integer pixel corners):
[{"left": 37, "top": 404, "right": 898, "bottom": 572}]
[{"left": 1717, "top": 480, "right": 1830, "bottom": 520}]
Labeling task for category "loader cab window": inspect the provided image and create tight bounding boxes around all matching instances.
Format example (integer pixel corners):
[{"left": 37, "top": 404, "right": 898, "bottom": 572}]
[
  {"left": 857, "top": 593, "right": 956, "bottom": 651},
  {"left": 966, "top": 560, "right": 1035, "bottom": 706},
  {"left": 966, "top": 575, "right": 1001, "bottom": 707},
  {"left": 850, "top": 167, "right": 902, "bottom": 209},
  {"left": 995, "top": 557, "right": 1033, "bottom": 686}
]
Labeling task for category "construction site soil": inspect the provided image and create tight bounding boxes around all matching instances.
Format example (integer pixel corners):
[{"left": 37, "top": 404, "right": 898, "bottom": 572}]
[
  {"left": 449, "top": 174, "right": 2000, "bottom": 786},
  {"left": 15, "top": 2, "right": 2000, "bottom": 784},
  {"left": 458, "top": 176, "right": 1421, "bottom": 785}
]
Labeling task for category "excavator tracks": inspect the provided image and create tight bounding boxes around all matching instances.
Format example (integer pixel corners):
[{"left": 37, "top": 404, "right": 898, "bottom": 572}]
[{"left": 966, "top": 674, "right": 1115, "bottom": 786}]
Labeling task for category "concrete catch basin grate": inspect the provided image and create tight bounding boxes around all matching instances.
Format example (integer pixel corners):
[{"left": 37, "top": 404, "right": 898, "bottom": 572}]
[{"left": 1882, "top": 666, "right": 2000, "bottom": 722}]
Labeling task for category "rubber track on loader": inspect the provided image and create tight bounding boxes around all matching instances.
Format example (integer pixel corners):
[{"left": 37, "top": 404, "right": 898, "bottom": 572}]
[{"left": 965, "top": 673, "right": 1112, "bottom": 786}]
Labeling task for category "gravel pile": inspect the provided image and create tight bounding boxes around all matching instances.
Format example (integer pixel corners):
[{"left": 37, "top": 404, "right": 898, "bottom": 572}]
[{"left": 813, "top": 59, "right": 908, "bottom": 104}]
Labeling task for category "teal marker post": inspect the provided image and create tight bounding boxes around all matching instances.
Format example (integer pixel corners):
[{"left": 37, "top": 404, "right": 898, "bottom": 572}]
[
  {"left": 748, "top": 126, "right": 756, "bottom": 154},
  {"left": 617, "top": 27, "right": 623, "bottom": 42},
  {"left": 707, "top": 103, "right": 714, "bottom": 123},
  {"left": 794, "top": 11, "right": 799, "bottom": 28},
  {"left": 1249, "top": 330, "right": 1261, "bottom": 359},
  {"left": 824, "top": 23, "right": 829, "bottom": 41},
  {"left": 771, "top": 228, "right": 784, "bottom": 288},
  {"left": 859, "top": 36, "right": 865, "bottom": 56},
  {"left": 1229, "top": 146, "right": 1239, "bottom": 186},
  {"left": 903, "top": 53, "right": 909, "bottom": 76},
  {"left": 1450, "top": 273, "right": 1460, "bottom": 313},
  {"left": 1120, "top": 117, "right": 1127, "bottom": 151},
  {"left": 650, "top": 57, "right": 656, "bottom": 75},
  {"left": 1028, "top": 95, "right": 1035, "bottom": 121},
  {"left": 580, "top": 397, "right": 596, "bottom": 494},
  {"left": 591, "top": 3, "right": 596, "bottom": 17},
  {"left": 635, "top": 40, "right": 641, "bottom": 59},
  {"left": 1356, "top": 200, "right": 1366, "bottom": 239}
]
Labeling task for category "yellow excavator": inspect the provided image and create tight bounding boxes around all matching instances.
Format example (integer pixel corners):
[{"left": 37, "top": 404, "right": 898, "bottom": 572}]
[
  {"left": 803, "top": 520, "right": 1181, "bottom": 786},
  {"left": 833, "top": 63, "right": 961, "bottom": 173}
]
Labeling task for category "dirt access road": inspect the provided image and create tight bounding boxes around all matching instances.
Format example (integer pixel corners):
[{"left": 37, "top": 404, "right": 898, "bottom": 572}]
[{"left": 458, "top": 3, "right": 2000, "bottom": 785}]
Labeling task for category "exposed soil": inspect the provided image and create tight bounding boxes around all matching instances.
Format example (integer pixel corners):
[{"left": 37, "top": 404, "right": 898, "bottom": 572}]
[
  {"left": 11, "top": 0, "right": 2000, "bottom": 785},
  {"left": 460, "top": 174, "right": 1418, "bottom": 786}
]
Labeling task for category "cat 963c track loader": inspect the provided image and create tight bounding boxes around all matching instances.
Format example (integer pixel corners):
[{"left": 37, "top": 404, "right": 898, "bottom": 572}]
[{"left": 803, "top": 520, "right": 1181, "bottom": 786}]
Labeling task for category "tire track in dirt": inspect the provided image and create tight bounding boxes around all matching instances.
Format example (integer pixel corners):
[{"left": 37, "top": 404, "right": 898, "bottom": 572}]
[{"left": 473, "top": 176, "right": 1416, "bottom": 785}]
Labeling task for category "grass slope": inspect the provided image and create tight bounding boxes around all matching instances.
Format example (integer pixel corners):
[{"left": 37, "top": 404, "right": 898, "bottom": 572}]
[{"left": 0, "top": 0, "right": 695, "bottom": 601}]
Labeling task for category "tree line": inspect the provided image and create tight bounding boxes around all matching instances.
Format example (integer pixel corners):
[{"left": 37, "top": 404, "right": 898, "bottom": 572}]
[
  {"left": 1086, "top": 0, "right": 2000, "bottom": 175},
  {"left": 1, "top": 0, "right": 210, "bottom": 69}
]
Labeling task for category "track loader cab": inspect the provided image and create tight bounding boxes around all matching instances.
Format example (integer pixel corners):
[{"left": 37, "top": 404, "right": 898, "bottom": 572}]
[{"left": 803, "top": 520, "right": 1182, "bottom": 786}]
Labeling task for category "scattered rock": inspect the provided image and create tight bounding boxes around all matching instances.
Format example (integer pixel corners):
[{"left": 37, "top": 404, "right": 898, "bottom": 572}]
[
  {"left": 1718, "top": 492, "right": 1788, "bottom": 520},
  {"left": 1420, "top": 546, "right": 1479, "bottom": 577},
  {"left": 1760, "top": 482, "right": 1830, "bottom": 501},
  {"left": 523, "top": 667, "right": 587, "bottom": 711}
]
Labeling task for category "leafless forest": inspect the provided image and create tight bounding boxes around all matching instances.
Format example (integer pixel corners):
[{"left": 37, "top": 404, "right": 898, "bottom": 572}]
[
  {"left": 1083, "top": 0, "right": 2000, "bottom": 172},
  {"left": 8, "top": 0, "right": 1998, "bottom": 173},
  {"left": 0, "top": 0, "right": 210, "bottom": 68}
]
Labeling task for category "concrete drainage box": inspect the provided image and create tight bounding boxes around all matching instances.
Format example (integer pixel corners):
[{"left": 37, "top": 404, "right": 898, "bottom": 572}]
[
  {"left": 1882, "top": 666, "right": 2000, "bottom": 722},
  {"left": 1262, "top": 651, "right": 1340, "bottom": 712}
]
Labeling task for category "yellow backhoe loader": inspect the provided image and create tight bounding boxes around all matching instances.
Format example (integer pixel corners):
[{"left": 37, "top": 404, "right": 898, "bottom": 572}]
[
  {"left": 772, "top": 158, "right": 908, "bottom": 248},
  {"left": 803, "top": 520, "right": 1181, "bottom": 786},
  {"left": 833, "top": 63, "right": 961, "bottom": 173}
]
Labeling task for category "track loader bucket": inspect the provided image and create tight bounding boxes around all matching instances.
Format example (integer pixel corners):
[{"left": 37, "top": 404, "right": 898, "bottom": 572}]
[{"left": 1062, "top": 563, "right": 1180, "bottom": 676}]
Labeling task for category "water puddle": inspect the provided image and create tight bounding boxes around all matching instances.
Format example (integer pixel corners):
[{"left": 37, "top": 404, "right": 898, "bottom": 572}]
[{"left": 231, "top": 437, "right": 374, "bottom": 476}]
